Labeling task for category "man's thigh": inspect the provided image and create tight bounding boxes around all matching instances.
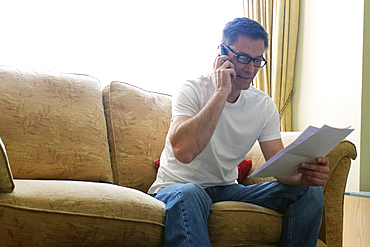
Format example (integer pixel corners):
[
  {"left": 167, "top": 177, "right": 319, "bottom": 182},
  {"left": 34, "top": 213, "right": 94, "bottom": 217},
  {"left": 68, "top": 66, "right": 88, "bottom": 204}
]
[{"left": 208, "top": 181, "right": 309, "bottom": 213}]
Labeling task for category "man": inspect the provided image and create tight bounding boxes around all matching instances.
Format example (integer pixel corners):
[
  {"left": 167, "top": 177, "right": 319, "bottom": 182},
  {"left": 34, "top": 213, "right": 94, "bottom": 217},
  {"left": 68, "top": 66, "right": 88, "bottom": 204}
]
[{"left": 148, "top": 17, "right": 330, "bottom": 247}]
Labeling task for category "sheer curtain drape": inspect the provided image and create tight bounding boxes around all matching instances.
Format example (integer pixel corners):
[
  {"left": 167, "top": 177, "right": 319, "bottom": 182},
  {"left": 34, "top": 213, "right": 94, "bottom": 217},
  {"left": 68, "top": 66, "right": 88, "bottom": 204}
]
[{"left": 243, "top": 0, "right": 299, "bottom": 131}]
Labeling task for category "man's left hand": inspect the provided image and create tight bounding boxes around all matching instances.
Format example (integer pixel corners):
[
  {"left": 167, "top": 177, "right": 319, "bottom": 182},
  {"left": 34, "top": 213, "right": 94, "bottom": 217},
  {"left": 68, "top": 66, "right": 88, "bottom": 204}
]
[{"left": 298, "top": 157, "right": 331, "bottom": 186}]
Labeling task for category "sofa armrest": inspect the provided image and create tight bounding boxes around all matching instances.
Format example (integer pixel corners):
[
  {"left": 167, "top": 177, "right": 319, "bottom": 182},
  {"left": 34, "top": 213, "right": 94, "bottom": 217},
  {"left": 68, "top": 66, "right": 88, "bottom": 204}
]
[
  {"left": 242, "top": 132, "right": 357, "bottom": 247},
  {"left": 319, "top": 140, "right": 357, "bottom": 247}
]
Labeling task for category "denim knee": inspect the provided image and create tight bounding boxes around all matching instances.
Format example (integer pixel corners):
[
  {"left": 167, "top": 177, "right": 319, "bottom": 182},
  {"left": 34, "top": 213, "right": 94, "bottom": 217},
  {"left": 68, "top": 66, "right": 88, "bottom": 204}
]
[
  {"left": 293, "top": 185, "right": 324, "bottom": 205},
  {"left": 177, "top": 183, "right": 206, "bottom": 195},
  {"left": 176, "top": 183, "right": 212, "bottom": 208},
  {"left": 155, "top": 183, "right": 212, "bottom": 210},
  {"left": 306, "top": 186, "right": 324, "bottom": 207}
]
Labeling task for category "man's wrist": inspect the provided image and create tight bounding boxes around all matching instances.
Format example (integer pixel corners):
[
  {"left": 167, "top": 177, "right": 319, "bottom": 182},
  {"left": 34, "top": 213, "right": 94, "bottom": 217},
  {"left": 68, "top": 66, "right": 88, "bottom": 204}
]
[{"left": 212, "top": 89, "right": 229, "bottom": 103}]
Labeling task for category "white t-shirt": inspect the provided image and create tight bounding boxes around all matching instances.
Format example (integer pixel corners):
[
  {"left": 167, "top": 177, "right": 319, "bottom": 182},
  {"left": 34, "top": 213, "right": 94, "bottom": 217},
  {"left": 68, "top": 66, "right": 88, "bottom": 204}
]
[{"left": 148, "top": 75, "right": 281, "bottom": 194}]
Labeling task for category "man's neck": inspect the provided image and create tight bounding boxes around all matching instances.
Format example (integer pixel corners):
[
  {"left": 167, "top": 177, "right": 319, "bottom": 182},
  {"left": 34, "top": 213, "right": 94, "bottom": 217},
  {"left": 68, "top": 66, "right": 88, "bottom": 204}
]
[{"left": 226, "top": 91, "right": 241, "bottom": 103}]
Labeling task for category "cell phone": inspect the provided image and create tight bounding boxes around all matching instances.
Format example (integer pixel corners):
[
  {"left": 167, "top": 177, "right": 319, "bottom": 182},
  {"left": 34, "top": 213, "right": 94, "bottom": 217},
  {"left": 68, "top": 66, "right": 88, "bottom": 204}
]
[{"left": 218, "top": 45, "right": 228, "bottom": 56}]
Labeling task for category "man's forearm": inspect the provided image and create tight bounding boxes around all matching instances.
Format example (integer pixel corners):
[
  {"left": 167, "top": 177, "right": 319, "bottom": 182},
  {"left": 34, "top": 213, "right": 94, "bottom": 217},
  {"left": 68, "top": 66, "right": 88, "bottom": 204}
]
[{"left": 170, "top": 91, "right": 227, "bottom": 163}]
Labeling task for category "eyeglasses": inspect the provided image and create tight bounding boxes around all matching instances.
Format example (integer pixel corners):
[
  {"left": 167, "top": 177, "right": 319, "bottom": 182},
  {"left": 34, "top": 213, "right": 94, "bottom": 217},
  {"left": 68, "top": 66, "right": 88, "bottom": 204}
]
[{"left": 222, "top": 43, "right": 267, "bottom": 68}]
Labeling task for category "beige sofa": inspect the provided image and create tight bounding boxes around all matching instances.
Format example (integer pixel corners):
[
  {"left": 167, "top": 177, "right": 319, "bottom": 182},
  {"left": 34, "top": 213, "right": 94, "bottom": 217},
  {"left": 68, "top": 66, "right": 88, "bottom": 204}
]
[{"left": 0, "top": 66, "right": 357, "bottom": 246}]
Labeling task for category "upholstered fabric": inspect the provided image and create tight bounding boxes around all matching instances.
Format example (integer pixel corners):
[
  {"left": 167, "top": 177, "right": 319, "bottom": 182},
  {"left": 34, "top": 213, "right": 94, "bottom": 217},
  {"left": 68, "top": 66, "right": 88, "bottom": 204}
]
[
  {"left": 0, "top": 179, "right": 166, "bottom": 246},
  {"left": 0, "top": 66, "right": 113, "bottom": 182},
  {"left": 208, "top": 201, "right": 283, "bottom": 246},
  {"left": 319, "top": 141, "right": 357, "bottom": 246},
  {"left": 0, "top": 66, "right": 357, "bottom": 246},
  {"left": 103, "top": 82, "right": 172, "bottom": 193},
  {"left": 0, "top": 138, "right": 15, "bottom": 193}
]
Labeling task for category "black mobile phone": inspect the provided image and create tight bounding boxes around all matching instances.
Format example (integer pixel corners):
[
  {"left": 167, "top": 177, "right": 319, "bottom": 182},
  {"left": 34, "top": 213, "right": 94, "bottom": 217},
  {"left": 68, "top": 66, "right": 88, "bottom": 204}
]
[{"left": 218, "top": 45, "right": 228, "bottom": 56}]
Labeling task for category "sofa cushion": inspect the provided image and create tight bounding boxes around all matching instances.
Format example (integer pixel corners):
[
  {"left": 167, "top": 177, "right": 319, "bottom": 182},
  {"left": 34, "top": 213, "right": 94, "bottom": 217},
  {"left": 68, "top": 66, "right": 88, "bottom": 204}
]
[
  {"left": 0, "top": 138, "right": 15, "bottom": 193},
  {"left": 0, "top": 179, "right": 165, "bottom": 246},
  {"left": 208, "top": 201, "right": 283, "bottom": 246},
  {"left": 0, "top": 66, "right": 113, "bottom": 182},
  {"left": 103, "top": 82, "right": 172, "bottom": 193}
]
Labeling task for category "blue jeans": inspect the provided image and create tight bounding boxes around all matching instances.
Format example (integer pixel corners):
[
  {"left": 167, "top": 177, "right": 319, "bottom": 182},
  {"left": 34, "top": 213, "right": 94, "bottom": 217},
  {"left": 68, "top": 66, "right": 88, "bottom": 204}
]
[{"left": 152, "top": 181, "right": 324, "bottom": 247}]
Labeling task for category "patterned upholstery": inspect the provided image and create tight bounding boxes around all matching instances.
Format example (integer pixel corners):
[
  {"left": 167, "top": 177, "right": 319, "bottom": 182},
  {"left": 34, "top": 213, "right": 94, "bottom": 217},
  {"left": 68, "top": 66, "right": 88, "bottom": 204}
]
[
  {"left": 0, "top": 66, "right": 113, "bottom": 182},
  {"left": 0, "top": 179, "right": 165, "bottom": 246},
  {"left": 103, "top": 81, "right": 172, "bottom": 192},
  {"left": 0, "top": 67, "right": 357, "bottom": 246}
]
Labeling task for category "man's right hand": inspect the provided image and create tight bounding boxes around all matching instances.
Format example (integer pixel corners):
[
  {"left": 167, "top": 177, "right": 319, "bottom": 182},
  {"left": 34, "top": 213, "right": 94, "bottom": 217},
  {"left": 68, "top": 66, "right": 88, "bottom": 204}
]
[{"left": 211, "top": 55, "right": 236, "bottom": 99}]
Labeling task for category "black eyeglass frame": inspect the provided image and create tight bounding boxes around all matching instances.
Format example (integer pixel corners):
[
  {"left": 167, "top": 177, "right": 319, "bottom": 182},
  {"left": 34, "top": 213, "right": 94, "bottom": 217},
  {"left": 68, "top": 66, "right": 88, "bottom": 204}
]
[{"left": 221, "top": 43, "right": 267, "bottom": 68}]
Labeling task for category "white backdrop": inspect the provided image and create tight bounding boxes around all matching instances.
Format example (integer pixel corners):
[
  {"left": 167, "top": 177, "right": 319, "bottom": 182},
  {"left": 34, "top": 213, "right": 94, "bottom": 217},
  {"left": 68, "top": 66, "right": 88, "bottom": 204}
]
[{"left": 1, "top": 0, "right": 243, "bottom": 94}]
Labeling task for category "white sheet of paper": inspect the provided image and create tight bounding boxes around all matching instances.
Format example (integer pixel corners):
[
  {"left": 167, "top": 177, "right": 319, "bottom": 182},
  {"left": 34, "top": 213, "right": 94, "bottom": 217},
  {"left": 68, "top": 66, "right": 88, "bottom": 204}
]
[{"left": 248, "top": 125, "right": 354, "bottom": 178}]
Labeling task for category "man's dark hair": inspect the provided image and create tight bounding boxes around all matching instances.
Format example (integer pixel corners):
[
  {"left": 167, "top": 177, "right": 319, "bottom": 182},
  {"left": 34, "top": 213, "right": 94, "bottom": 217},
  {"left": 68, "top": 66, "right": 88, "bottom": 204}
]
[{"left": 221, "top": 17, "right": 269, "bottom": 49}]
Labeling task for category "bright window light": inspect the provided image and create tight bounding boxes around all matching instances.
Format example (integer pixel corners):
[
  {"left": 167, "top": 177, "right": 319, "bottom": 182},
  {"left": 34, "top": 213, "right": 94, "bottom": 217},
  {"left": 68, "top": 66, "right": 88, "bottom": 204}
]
[{"left": 0, "top": 0, "right": 243, "bottom": 94}]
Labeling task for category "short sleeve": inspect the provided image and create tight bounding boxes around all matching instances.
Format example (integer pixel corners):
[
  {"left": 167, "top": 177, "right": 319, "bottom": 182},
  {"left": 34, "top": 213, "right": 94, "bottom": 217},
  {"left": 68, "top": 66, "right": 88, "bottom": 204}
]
[
  {"left": 258, "top": 98, "right": 281, "bottom": 143},
  {"left": 172, "top": 80, "right": 202, "bottom": 119}
]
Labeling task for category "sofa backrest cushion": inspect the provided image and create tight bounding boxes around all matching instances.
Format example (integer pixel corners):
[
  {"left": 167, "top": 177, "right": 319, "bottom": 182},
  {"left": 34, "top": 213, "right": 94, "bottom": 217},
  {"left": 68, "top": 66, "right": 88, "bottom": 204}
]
[
  {"left": 103, "top": 82, "right": 171, "bottom": 193},
  {"left": 0, "top": 66, "right": 113, "bottom": 182}
]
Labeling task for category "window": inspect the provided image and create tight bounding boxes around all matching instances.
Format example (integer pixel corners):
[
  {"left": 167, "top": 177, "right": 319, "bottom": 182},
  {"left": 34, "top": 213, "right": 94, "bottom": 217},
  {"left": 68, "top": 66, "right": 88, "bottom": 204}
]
[{"left": 0, "top": 1, "right": 243, "bottom": 94}]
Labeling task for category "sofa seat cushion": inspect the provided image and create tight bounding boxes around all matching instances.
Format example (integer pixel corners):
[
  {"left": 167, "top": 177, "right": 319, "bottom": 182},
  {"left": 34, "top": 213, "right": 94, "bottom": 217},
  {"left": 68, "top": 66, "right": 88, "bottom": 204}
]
[
  {"left": 0, "top": 66, "right": 113, "bottom": 182},
  {"left": 208, "top": 201, "right": 283, "bottom": 246},
  {"left": 0, "top": 179, "right": 166, "bottom": 246}
]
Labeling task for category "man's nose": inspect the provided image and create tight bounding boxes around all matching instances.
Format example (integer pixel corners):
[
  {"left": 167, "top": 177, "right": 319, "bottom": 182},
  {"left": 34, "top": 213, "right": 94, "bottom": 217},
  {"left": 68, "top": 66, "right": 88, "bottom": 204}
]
[{"left": 243, "top": 62, "right": 255, "bottom": 72}]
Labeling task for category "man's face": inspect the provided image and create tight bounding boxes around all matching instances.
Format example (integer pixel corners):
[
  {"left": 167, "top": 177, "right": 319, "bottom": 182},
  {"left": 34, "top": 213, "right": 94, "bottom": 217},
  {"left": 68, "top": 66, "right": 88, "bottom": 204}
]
[{"left": 228, "top": 35, "right": 265, "bottom": 91}]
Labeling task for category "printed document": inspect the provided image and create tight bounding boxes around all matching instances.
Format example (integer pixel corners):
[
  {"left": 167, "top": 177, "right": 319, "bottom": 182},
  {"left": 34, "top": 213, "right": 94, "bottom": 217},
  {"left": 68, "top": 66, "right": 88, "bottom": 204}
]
[{"left": 248, "top": 125, "right": 354, "bottom": 178}]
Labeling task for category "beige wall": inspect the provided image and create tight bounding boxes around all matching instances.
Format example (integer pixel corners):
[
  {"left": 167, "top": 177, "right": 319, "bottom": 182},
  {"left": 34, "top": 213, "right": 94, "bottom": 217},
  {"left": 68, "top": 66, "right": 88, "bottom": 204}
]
[
  {"left": 292, "top": 0, "right": 364, "bottom": 192},
  {"left": 361, "top": 0, "right": 370, "bottom": 191}
]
